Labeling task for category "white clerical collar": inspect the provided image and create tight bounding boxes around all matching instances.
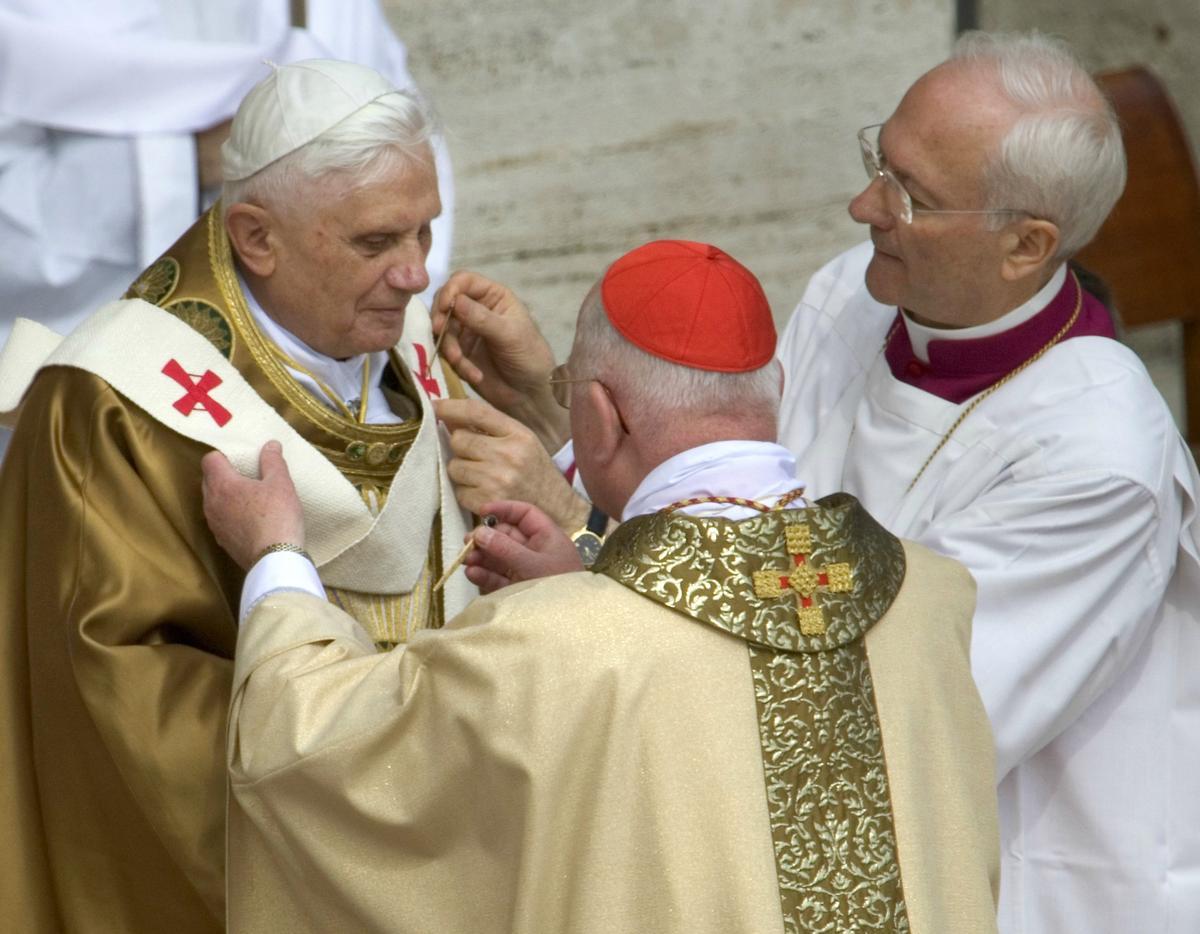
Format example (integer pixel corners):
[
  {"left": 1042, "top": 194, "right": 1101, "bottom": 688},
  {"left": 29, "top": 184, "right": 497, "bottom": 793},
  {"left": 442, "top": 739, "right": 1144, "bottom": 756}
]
[
  {"left": 239, "top": 273, "right": 395, "bottom": 421},
  {"left": 903, "top": 263, "right": 1067, "bottom": 363},
  {"left": 622, "top": 440, "right": 807, "bottom": 522}
]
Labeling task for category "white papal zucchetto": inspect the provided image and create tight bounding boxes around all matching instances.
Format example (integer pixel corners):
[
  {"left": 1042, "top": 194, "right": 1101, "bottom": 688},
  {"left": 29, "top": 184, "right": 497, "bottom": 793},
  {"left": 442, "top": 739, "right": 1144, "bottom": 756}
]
[{"left": 221, "top": 59, "right": 397, "bottom": 182}]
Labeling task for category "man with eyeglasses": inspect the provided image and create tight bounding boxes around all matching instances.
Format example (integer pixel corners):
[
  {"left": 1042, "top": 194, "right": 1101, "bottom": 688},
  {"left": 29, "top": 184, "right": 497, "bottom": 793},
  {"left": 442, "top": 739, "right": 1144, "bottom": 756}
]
[
  {"left": 776, "top": 30, "right": 1200, "bottom": 934},
  {"left": 200, "top": 240, "right": 1001, "bottom": 933}
]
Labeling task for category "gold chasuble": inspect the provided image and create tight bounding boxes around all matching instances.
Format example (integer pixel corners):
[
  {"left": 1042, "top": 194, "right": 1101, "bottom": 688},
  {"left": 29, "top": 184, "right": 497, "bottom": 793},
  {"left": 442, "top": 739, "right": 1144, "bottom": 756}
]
[
  {"left": 226, "top": 495, "right": 1000, "bottom": 934},
  {"left": 0, "top": 209, "right": 471, "bottom": 933}
]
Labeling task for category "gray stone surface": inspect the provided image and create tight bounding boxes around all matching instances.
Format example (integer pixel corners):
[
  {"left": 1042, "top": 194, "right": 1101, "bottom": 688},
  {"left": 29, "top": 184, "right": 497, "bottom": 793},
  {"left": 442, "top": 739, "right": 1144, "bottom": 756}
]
[
  {"left": 384, "top": 0, "right": 952, "bottom": 357},
  {"left": 1124, "top": 322, "right": 1186, "bottom": 429},
  {"left": 382, "top": 3, "right": 1191, "bottom": 435}
]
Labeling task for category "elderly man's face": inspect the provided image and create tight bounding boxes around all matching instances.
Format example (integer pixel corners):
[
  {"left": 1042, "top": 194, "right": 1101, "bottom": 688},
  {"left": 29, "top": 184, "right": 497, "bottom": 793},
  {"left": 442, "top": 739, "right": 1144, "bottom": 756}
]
[
  {"left": 269, "top": 155, "right": 440, "bottom": 359},
  {"left": 847, "top": 62, "right": 1021, "bottom": 327}
]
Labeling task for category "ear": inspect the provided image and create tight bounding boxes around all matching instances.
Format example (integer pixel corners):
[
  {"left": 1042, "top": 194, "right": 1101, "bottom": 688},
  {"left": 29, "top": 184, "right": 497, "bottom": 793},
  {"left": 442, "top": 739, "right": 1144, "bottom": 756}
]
[
  {"left": 582, "top": 380, "right": 627, "bottom": 467},
  {"left": 224, "top": 203, "right": 278, "bottom": 277},
  {"left": 1000, "top": 218, "right": 1060, "bottom": 283}
]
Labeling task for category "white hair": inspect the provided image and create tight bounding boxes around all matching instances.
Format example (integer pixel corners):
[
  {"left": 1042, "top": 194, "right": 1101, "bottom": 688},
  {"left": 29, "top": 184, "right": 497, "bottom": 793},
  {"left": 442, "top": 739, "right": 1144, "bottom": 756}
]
[
  {"left": 572, "top": 287, "right": 781, "bottom": 421},
  {"left": 952, "top": 30, "right": 1126, "bottom": 259},
  {"left": 221, "top": 90, "right": 436, "bottom": 215}
]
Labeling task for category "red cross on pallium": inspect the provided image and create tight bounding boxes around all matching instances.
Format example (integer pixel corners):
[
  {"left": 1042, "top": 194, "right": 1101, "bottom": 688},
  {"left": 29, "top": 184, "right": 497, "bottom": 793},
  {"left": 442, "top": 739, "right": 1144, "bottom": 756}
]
[
  {"left": 162, "top": 358, "right": 232, "bottom": 427},
  {"left": 413, "top": 344, "right": 442, "bottom": 399},
  {"left": 752, "top": 523, "right": 852, "bottom": 636}
]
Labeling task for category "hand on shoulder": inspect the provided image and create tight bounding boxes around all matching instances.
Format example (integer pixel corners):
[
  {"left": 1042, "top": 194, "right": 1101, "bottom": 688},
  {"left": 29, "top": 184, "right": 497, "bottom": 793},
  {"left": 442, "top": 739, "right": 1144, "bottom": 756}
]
[{"left": 200, "top": 441, "right": 305, "bottom": 570}]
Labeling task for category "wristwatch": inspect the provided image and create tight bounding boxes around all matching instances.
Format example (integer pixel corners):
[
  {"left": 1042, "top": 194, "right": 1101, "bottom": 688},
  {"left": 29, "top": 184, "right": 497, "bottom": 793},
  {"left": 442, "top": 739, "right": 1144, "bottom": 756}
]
[{"left": 570, "top": 506, "right": 609, "bottom": 568}]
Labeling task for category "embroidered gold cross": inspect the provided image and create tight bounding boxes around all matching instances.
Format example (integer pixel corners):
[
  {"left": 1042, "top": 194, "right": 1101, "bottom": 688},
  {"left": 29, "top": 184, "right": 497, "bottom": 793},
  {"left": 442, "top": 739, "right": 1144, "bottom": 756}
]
[{"left": 751, "top": 523, "right": 852, "bottom": 636}]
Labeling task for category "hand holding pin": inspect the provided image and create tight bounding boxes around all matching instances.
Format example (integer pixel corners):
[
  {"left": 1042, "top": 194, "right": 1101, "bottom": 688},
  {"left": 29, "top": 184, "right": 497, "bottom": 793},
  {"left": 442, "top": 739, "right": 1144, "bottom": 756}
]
[
  {"left": 432, "top": 513, "right": 498, "bottom": 592},
  {"left": 431, "top": 297, "right": 453, "bottom": 361}
]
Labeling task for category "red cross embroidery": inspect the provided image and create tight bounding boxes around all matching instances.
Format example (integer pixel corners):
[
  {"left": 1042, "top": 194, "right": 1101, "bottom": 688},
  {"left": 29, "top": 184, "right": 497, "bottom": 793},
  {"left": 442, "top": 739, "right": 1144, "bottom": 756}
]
[
  {"left": 751, "top": 523, "right": 852, "bottom": 636},
  {"left": 413, "top": 344, "right": 442, "bottom": 399},
  {"left": 162, "top": 358, "right": 232, "bottom": 427}
]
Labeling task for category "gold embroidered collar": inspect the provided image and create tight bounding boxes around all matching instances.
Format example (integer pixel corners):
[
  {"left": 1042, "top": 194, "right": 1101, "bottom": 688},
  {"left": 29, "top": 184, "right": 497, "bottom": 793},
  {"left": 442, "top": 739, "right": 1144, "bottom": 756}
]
[{"left": 592, "top": 493, "right": 906, "bottom": 653}]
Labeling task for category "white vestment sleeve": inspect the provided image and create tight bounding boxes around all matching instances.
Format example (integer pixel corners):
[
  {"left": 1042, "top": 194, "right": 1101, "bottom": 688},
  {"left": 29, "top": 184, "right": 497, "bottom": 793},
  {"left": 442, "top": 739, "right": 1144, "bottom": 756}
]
[
  {"left": 776, "top": 242, "right": 888, "bottom": 459},
  {"left": 239, "top": 551, "right": 326, "bottom": 623},
  {"left": 919, "top": 470, "right": 1169, "bottom": 780},
  {"left": 0, "top": 121, "right": 148, "bottom": 335},
  {"left": 0, "top": 8, "right": 327, "bottom": 134},
  {"left": 134, "top": 135, "right": 200, "bottom": 268}
]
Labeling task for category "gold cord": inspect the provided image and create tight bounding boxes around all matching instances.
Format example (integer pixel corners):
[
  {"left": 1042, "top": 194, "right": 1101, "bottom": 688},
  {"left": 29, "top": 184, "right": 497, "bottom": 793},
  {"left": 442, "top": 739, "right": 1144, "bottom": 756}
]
[
  {"left": 903, "top": 272, "right": 1084, "bottom": 492},
  {"left": 265, "top": 344, "right": 372, "bottom": 423},
  {"left": 661, "top": 486, "right": 808, "bottom": 514}
]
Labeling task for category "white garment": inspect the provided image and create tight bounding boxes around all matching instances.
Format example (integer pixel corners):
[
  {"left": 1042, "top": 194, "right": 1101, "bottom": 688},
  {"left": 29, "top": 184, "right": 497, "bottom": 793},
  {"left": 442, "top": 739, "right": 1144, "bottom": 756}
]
[
  {"left": 241, "top": 273, "right": 405, "bottom": 425},
  {"left": 777, "top": 240, "right": 1200, "bottom": 934},
  {"left": 0, "top": 0, "right": 454, "bottom": 351},
  {"left": 623, "top": 440, "right": 806, "bottom": 520}
]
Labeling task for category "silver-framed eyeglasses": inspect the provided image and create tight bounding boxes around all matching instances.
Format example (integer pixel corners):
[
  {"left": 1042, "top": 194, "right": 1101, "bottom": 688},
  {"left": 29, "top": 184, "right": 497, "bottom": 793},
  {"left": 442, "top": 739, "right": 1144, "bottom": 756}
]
[
  {"left": 547, "top": 363, "right": 629, "bottom": 431},
  {"left": 547, "top": 363, "right": 591, "bottom": 409},
  {"left": 857, "top": 123, "right": 1030, "bottom": 225}
]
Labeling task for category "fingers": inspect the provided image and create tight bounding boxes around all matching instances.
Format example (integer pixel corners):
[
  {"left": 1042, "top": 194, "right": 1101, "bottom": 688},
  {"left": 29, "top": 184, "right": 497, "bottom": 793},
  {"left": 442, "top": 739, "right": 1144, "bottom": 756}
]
[
  {"left": 449, "top": 292, "right": 510, "bottom": 341},
  {"left": 476, "top": 500, "right": 540, "bottom": 530},
  {"left": 199, "top": 442, "right": 306, "bottom": 569},
  {"left": 464, "top": 564, "right": 513, "bottom": 595},
  {"left": 433, "top": 270, "right": 516, "bottom": 315},
  {"left": 435, "top": 398, "right": 520, "bottom": 437},
  {"left": 433, "top": 301, "right": 485, "bottom": 384},
  {"left": 470, "top": 523, "right": 531, "bottom": 565},
  {"left": 444, "top": 420, "right": 537, "bottom": 469},
  {"left": 467, "top": 524, "right": 546, "bottom": 586}
]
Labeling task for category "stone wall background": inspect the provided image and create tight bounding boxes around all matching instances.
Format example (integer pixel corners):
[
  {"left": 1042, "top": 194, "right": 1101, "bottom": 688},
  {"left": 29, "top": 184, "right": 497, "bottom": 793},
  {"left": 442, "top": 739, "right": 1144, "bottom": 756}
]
[
  {"left": 385, "top": 1, "right": 1196, "bottom": 432},
  {"left": 384, "top": 0, "right": 953, "bottom": 357}
]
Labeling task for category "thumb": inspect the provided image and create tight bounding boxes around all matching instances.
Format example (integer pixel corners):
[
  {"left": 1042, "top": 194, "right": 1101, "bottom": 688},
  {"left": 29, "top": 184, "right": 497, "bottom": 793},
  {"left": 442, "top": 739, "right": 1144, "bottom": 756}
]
[
  {"left": 258, "top": 440, "right": 290, "bottom": 483},
  {"left": 473, "top": 524, "right": 531, "bottom": 566}
]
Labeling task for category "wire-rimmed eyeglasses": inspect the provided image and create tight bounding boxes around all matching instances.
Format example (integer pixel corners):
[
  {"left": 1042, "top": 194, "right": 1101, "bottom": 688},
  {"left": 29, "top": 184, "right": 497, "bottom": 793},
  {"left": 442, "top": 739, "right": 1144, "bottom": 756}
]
[
  {"left": 547, "top": 363, "right": 629, "bottom": 432},
  {"left": 857, "top": 123, "right": 1030, "bottom": 225}
]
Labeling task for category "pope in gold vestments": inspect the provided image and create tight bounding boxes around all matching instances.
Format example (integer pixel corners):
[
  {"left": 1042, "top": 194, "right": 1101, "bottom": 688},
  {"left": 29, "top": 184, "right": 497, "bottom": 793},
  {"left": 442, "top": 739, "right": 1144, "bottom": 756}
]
[
  {"left": 0, "top": 209, "right": 471, "bottom": 933},
  {"left": 229, "top": 496, "right": 999, "bottom": 933}
]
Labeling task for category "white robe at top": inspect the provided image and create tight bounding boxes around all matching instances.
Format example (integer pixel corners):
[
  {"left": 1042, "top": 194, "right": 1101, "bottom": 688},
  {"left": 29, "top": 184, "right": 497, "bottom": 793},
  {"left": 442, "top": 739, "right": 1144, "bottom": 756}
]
[
  {"left": 777, "top": 240, "right": 1200, "bottom": 934},
  {"left": 0, "top": 0, "right": 454, "bottom": 348}
]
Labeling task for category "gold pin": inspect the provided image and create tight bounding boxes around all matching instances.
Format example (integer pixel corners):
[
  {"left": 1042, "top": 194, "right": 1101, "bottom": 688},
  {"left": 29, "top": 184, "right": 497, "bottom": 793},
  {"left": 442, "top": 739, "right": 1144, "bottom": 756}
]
[
  {"left": 432, "top": 513, "right": 497, "bottom": 591},
  {"left": 431, "top": 297, "right": 454, "bottom": 361}
]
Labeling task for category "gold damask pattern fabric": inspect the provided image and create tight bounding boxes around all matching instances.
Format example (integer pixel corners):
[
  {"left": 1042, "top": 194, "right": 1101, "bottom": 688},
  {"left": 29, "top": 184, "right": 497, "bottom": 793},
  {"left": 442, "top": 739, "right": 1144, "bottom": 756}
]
[
  {"left": 747, "top": 644, "right": 908, "bottom": 932},
  {"left": 593, "top": 493, "right": 905, "bottom": 652},
  {"left": 593, "top": 494, "right": 909, "bottom": 932},
  {"left": 127, "top": 256, "right": 180, "bottom": 304}
]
